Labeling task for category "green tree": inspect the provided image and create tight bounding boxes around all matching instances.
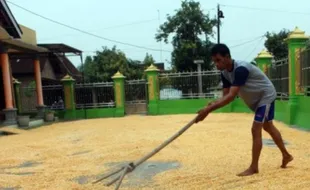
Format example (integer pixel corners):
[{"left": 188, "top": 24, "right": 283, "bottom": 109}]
[
  {"left": 143, "top": 53, "right": 155, "bottom": 67},
  {"left": 264, "top": 29, "right": 290, "bottom": 60},
  {"left": 155, "top": 0, "right": 217, "bottom": 72},
  {"left": 306, "top": 39, "right": 310, "bottom": 49},
  {"left": 79, "top": 46, "right": 145, "bottom": 82}
]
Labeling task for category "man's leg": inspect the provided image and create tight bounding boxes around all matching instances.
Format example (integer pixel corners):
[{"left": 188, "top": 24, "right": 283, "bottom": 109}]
[
  {"left": 262, "top": 102, "right": 293, "bottom": 168},
  {"left": 237, "top": 103, "right": 270, "bottom": 177},
  {"left": 237, "top": 120, "right": 263, "bottom": 176}
]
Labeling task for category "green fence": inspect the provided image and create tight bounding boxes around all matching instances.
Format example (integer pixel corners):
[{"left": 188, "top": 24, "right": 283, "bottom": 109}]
[{"left": 15, "top": 27, "right": 310, "bottom": 130}]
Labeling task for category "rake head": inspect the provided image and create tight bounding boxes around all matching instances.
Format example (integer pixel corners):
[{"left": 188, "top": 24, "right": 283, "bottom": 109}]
[{"left": 92, "top": 162, "right": 135, "bottom": 190}]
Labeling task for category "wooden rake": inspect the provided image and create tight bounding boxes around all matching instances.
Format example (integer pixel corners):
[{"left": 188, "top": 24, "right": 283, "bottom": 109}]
[{"left": 92, "top": 116, "right": 198, "bottom": 190}]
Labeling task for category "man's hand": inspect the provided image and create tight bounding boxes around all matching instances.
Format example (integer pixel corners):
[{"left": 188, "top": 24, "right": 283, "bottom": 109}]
[
  {"left": 208, "top": 101, "right": 215, "bottom": 106},
  {"left": 195, "top": 106, "right": 211, "bottom": 123},
  {"left": 195, "top": 101, "right": 215, "bottom": 123}
]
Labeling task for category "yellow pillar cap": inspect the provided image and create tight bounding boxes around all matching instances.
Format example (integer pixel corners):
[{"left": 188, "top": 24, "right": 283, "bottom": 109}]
[
  {"left": 287, "top": 27, "right": 309, "bottom": 40},
  {"left": 145, "top": 64, "right": 159, "bottom": 72},
  {"left": 112, "top": 71, "right": 125, "bottom": 79},
  {"left": 256, "top": 49, "right": 273, "bottom": 59}
]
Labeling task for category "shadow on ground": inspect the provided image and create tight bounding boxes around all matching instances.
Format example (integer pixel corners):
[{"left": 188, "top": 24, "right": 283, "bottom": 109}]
[{"left": 73, "top": 161, "right": 181, "bottom": 188}]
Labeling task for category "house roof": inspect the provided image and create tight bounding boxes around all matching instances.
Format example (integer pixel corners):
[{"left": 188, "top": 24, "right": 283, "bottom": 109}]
[
  {"left": 0, "top": 1, "right": 50, "bottom": 53},
  {"left": 53, "top": 53, "right": 82, "bottom": 78},
  {"left": 38, "top": 43, "right": 82, "bottom": 54},
  {"left": 10, "top": 57, "right": 47, "bottom": 74},
  {"left": 0, "top": 0, "right": 22, "bottom": 38},
  {"left": 10, "top": 53, "right": 82, "bottom": 80},
  {"left": 1, "top": 37, "right": 49, "bottom": 53}
]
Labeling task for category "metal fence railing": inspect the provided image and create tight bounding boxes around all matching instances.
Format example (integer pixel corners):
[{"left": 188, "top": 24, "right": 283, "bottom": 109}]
[
  {"left": 267, "top": 58, "right": 289, "bottom": 100},
  {"left": 19, "top": 85, "right": 65, "bottom": 112},
  {"left": 158, "top": 70, "right": 222, "bottom": 100},
  {"left": 74, "top": 82, "right": 115, "bottom": 109},
  {"left": 42, "top": 85, "right": 65, "bottom": 110},
  {"left": 300, "top": 48, "right": 310, "bottom": 95}
]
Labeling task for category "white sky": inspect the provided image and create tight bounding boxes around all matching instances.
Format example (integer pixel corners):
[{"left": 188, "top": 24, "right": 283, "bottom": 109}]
[{"left": 7, "top": 0, "right": 310, "bottom": 69}]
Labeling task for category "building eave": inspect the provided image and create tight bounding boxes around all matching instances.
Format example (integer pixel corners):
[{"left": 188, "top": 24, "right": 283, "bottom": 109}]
[{"left": 0, "top": 0, "right": 22, "bottom": 38}]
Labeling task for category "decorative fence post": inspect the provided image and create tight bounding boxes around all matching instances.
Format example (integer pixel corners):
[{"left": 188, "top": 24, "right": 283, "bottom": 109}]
[
  {"left": 255, "top": 49, "right": 273, "bottom": 74},
  {"left": 145, "top": 64, "right": 160, "bottom": 115},
  {"left": 112, "top": 71, "right": 125, "bottom": 117},
  {"left": 286, "top": 27, "right": 309, "bottom": 96},
  {"left": 285, "top": 27, "right": 309, "bottom": 124},
  {"left": 61, "top": 74, "right": 76, "bottom": 120},
  {"left": 13, "top": 78, "right": 22, "bottom": 114}
]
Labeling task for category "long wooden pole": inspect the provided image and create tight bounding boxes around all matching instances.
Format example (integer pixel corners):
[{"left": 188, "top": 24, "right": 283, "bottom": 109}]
[
  {"left": 94, "top": 117, "right": 197, "bottom": 187},
  {"left": 133, "top": 117, "right": 196, "bottom": 167}
]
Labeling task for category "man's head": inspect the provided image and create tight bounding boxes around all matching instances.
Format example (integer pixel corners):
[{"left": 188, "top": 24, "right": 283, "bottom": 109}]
[{"left": 211, "top": 43, "right": 232, "bottom": 71}]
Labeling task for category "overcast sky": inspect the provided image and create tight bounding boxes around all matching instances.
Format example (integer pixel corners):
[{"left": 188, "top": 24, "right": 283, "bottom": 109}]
[{"left": 7, "top": 0, "right": 310, "bottom": 69}]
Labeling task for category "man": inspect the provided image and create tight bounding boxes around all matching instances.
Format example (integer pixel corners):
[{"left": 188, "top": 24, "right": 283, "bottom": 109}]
[{"left": 195, "top": 43, "right": 293, "bottom": 176}]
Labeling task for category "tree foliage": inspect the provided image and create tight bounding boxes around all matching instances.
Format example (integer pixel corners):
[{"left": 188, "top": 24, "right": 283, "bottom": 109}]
[
  {"left": 264, "top": 29, "right": 290, "bottom": 60},
  {"left": 78, "top": 46, "right": 153, "bottom": 82},
  {"left": 306, "top": 39, "right": 310, "bottom": 49},
  {"left": 155, "top": 0, "right": 217, "bottom": 72},
  {"left": 143, "top": 53, "right": 155, "bottom": 66}
]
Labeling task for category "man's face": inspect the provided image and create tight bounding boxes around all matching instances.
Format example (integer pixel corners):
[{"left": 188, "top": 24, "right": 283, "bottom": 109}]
[{"left": 211, "top": 53, "right": 230, "bottom": 71}]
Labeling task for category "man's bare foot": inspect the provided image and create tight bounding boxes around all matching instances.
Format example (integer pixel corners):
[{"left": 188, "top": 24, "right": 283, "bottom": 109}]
[
  {"left": 281, "top": 154, "right": 293, "bottom": 168},
  {"left": 237, "top": 167, "right": 258, "bottom": 177}
]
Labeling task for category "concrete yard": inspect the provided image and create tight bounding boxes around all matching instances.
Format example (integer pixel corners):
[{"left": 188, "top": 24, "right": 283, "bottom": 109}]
[{"left": 0, "top": 113, "right": 309, "bottom": 190}]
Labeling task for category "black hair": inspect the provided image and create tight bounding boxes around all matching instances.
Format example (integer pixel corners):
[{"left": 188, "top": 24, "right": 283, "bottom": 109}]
[{"left": 211, "top": 43, "right": 231, "bottom": 57}]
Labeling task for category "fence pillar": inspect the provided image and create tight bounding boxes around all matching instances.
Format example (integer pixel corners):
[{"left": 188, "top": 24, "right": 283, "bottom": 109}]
[
  {"left": 13, "top": 78, "right": 22, "bottom": 114},
  {"left": 145, "top": 64, "right": 160, "bottom": 115},
  {"left": 285, "top": 27, "right": 309, "bottom": 125},
  {"left": 112, "top": 71, "right": 125, "bottom": 117},
  {"left": 61, "top": 74, "right": 76, "bottom": 120},
  {"left": 255, "top": 49, "right": 273, "bottom": 75},
  {"left": 286, "top": 27, "right": 309, "bottom": 96}
]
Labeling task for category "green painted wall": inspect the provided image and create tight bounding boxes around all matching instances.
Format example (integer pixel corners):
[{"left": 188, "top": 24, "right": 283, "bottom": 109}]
[
  {"left": 82, "top": 108, "right": 116, "bottom": 119},
  {"left": 294, "top": 96, "right": 310, "bottom": 129},
  {"left": 56, "top": 108, "right": 116, "bottom": 120},
  {"left": 155, "top": 97, "right": 310, "bottom": 130},
  {"left": 274, "top": 100, "right": 288, "bottom": 122},
  {"left": 231, "top": 98, "right": 251, "bottom": 113},
  {"left": 157, "top": 99, "right": 233, "bottom": 115}
]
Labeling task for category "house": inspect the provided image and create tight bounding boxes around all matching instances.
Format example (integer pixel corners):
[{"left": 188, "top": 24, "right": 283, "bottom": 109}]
[
  {"left": 0, "top": 0, "right": 82, "bottom": 125},
  {"left": 154, "top": 62, "right": 165, "bottom": 71},
  {"left": 10, "top": 43, "right": 83, "bottom": 112},
  {"left": 134, "top": 62, "right": 165, "bottom": 72},
  {"left": 11, "top": 44, "right": 82, "bottom": 86},
  {"left": 0, "top": 0, "right": 50, "bottom": 125}
]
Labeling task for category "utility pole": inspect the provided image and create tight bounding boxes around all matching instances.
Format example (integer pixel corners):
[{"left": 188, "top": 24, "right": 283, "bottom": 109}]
[
  {"left": 158, "top": 9, "right": 163, "bottom": 62},
  {"left": 217, "top": 4, "right": 224, "bottom": 44}
]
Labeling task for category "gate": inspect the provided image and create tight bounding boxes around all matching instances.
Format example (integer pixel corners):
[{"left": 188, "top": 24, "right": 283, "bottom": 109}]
[{"left": 124, "top": 79, "right": 148, "bottom": 115}]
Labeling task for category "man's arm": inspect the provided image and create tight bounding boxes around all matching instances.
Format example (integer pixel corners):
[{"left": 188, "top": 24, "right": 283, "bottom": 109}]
[
  {"left": 223, "top": 88, "right": 230, "bottom": 96},
  {"left": 207, "top": 66, "right": 249, "bottom": 112},
  {"left": 221, "top": 73, "right": 231, "bottom": 97},
  {"left": 208, "top": 74, "right": 231, "bottom": 106}
]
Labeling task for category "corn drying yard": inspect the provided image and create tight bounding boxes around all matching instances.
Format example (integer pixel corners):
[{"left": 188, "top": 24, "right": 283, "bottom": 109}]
[{"left": 0, "top": 113, "right": 310, "bottom": 190}]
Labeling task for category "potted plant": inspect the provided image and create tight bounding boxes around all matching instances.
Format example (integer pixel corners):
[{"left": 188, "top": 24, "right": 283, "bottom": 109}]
[
  {"left": 45, "top": 110, "right": 55, "bottom": 122},
  {"left": 17, "top": 114, "right": 30, "bottom": 128}
]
